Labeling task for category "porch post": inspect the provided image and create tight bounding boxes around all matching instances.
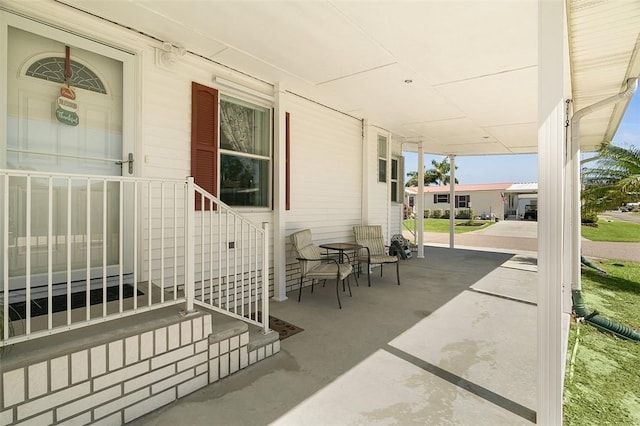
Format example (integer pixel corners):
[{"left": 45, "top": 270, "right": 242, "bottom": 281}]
[
  {"left": 261, "top": 222, "right": 270, "bottom": 334},
  {"left": 449, "top": 154, "right": 456, "bottom": 249},
  {"left": 272, "top": 83, "right": 287, "bottom": 301},
  {"left": 416, "top": 143, "right": 424, "bottom": 258},
  {"left": 537, "top": 0, "right": 566, "bottom": 423},
  {"left": 185, "top": 176, "right": 195, "bottom": 313}
]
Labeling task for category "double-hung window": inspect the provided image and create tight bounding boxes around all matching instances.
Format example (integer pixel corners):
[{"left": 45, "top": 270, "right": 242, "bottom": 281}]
[
  {"left": 377, "top": 134, "right": 388, "bottom": 183},
  {"left": 191, "top": 82, "right": 272, "bottom": 208},
  {"left": 219, "top": 95, "right": 271, "bottom": 207},
  {"left": 455, "top": 195, "right": 470, "bottom": 208},
  {"left": 390, "top": 157, "right": 402, "bottom": 203},
  {"left": 434, "top": 194, "right": 450, "bottom": 204}
]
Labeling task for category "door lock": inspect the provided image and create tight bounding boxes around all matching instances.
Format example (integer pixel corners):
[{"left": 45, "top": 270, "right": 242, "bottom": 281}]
[{"left": 115, "top": 153, "right": 134, "bottom": 174}]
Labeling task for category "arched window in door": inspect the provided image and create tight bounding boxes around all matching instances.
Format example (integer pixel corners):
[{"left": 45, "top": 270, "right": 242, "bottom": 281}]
[{"left": 25, "top": 57, "right": 107, "bottom": 94}]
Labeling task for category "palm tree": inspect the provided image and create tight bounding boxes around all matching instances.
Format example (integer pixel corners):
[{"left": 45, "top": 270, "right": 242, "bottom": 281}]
[
  {"left": 405, "top": 170, "right": 436, "bottom": 186},
  {"left": 405, "top": 157, "right": 458, "bottom": 186},
  {"left": 582, "top": 145, "right": 640, "bottom": 212},
  {"left": 429, "top": 157, "right": 458, "bottom": 185}
]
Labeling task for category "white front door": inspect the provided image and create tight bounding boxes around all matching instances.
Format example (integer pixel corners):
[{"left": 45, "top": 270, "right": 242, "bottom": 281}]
[{"left": 3, "top": 23, "right": 134, "bottom": 293}]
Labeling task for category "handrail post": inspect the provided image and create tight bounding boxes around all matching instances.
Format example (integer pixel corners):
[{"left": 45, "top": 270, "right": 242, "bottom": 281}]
[
  {"left": 261, "top": 222, "right": 269, "bottom": 334},
  {"left": 185, "top": 177, "right": 195, "bottom": 313}
]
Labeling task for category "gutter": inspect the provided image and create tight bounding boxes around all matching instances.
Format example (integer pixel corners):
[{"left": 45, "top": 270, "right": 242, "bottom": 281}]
[{"left": 571, "top": 78, "right": 638, "bottom": 150}]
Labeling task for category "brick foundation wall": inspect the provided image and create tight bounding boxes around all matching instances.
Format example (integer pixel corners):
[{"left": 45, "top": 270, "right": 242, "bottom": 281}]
[{"left": 0, "top": 313, "right": 280, "bottom": 425}]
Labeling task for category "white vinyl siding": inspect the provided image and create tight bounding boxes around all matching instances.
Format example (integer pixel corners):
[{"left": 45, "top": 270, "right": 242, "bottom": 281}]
[
  {"left": 285, "top": 94, "right": 362, "bottom": 240},
  {"left": 1, "top": 2, "right": 401, "bottom": 297},
  {"left": 420, "top": 190, "right": 506, "bottom": 220}
]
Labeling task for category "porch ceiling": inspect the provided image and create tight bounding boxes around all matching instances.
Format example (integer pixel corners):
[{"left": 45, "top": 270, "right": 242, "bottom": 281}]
[{"left": 57, "top": 0, "right": 640, "bottom": 156}]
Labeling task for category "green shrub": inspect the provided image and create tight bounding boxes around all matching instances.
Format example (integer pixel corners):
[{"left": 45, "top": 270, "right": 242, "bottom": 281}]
[
  {"left": 423, "top": 209, "right": 431, "bottom": 218},
  {"left": 432, "top": 209, "right": 443, "bottom": 219},
  {"left": 456, "top": 209, "right": 473, "bottom": 219},
  {"left": 443, "top": 209, "right": 450, "bottom": 219},
  {"left": 581, "top": 210, "right": 599, "bottom": 224}
]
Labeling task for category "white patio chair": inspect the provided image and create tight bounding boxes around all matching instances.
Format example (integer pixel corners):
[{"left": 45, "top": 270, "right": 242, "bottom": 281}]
[
  {"left": 289, "top": 229, "right": 353, "bottom": 309},
  {"left": 353, "top": 225, "right": 400, "bottom": 287}
]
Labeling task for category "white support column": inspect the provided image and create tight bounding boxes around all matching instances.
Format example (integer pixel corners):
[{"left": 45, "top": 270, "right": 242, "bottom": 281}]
[
  {"left": 449, "top": 155, "right": 456, "bottom": 249},
  {"left": 537, "top": 0, "right": 565, "bottom": 423},
  {"left": 562, "top": 100, "right": 574, "bottom": 314},
  {"left": 416, "top": 143, "right": 425, "bottom": 258},
  {"left": 272, "top": 83, "right": 287, "bottom": 301}
]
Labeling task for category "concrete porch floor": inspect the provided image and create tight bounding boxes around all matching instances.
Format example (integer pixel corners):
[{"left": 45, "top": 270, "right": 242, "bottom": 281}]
[{"left": 132, "top": 246, "right": 558, "bottom": 425}]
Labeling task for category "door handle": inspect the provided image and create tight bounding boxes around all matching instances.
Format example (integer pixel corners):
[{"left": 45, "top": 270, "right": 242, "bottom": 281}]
[{"left": 115, "top": 153, "right": 134, "bottom": 174}]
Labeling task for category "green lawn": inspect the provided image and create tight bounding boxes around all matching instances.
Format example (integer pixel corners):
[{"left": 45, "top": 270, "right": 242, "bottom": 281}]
[
  {"left": 403, "top": 218, "right": 495, "bottom": 234},
  {"left": 581, "top": 218, "right": 640, "bottom": 242},
  {"left": 564, "top": 260, "right": 640, "bottom": 425}
]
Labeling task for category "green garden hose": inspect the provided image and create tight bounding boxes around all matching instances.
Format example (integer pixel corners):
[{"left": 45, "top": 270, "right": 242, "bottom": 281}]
[{"left": 572, "top": 290, "right": 640, "bottom": 342}]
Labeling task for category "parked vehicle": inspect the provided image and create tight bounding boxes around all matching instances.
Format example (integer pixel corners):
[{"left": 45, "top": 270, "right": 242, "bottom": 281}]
[{"left": 523, "top": 205, "right": 538, "bottom": 221}]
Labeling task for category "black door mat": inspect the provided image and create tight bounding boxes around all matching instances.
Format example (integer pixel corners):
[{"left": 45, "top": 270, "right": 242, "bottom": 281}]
[
  {"left": 246, "top": 312, "right": 304, "bottom": 340},
  {"left": 8, "top": 284, "right": 143, "bottom": 321},
  {"left": 269, "top": 316, "right": 304, "bottom": 340}
]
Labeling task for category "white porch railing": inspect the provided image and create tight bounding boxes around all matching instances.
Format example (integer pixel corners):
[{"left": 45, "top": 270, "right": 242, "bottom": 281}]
[
  {"left": 190, "top": 179, "right": 269, "bottom": 329},
  {"left": 1, "top": 170, "right": 269, "bottom": 348}
]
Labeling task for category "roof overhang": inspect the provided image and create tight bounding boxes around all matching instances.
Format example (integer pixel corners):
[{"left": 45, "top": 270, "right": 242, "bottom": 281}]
[{"left": 13, "top": 0, "right": 639, "bottom": 156}]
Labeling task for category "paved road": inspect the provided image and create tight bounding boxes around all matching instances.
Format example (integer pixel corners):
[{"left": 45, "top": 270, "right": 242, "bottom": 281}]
[
  {"left": 404, "top": 220, "right": 640, "bottom": 262},
  {"left": 600, "top": 210, "right": 640, "bottom": 224}
]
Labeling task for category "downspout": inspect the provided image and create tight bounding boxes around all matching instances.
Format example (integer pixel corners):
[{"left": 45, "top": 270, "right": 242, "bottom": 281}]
[
  {"left": 361, "top": 119, "right": 368, "bottom": 225},
  {"left": 570, "top": 77, "right": 640, "bottom": 341}
]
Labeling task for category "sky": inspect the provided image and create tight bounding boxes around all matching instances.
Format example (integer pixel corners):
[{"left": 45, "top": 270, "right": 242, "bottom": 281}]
[{"left": 403, "top": 91, "right": 640, "bottom": 184}]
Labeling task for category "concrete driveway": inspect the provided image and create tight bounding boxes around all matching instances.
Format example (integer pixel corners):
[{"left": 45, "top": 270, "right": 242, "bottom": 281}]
[
  {"left": 471, "top": 220, "right": 538, "bottom": 239},
  {"left": 404, "top": 219, "right": 640, "bottom": 262}
]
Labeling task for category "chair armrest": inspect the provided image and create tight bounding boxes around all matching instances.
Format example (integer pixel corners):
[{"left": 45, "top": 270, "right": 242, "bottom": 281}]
[
  {"left": 358, "top": 246, "right": 372, "bottom": 261},
  {"left": 296, "top": 256, "right": 340, "bottom": 266}
]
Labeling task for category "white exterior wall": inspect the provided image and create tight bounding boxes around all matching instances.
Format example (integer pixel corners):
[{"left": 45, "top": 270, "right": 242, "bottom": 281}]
[
  {"left": 390, "top": 140, "right": 404, "bottom": 237},
  {"left": 1, "top": 1, "right": 401, "bottom": 298},
  {"left": 364, "top": 125, "right": 392, "bottom": 238},
  {"left": 420, "top": 190, "right": 505, "bottom": 220},
  {"left": 283, "top": 94, "right": 364, "bottom": 292},
  {"left": 284, "top": 94, "right": 363, "bottom": 241}
]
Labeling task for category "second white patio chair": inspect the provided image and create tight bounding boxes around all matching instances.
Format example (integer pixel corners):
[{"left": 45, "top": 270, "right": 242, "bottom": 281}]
[
  {"left": 353, "top": 225, "right": 400, "bottom": 287},
  {"left": 289, "top": 229, "right": 353, "bottom": 309}
]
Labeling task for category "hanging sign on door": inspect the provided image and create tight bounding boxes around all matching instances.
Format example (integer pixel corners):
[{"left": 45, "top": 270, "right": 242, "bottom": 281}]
[
  {"left": 56, "top": 45, "right": 79, "bottom": 126},
  {"left": 56, "top": 86, "right": 79, "bottom": 126}
]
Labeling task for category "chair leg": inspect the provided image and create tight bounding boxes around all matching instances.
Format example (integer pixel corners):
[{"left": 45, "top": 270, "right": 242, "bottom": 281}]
[
  {"left": 298, "top": 276, "right": 303, "bottom": 302},
  {"left": 380, "top": 264, "right": 383, "bottom": 277},
  {"left": 346, "top": 277, "right": 352, "bottom": 297},
  {"left": 366, "top": 263, "right": 371, "bottom": 287},
  {"left": 396, "top": 262, "right": 400, "bottom": 285},
  {"left": 335, "top": 277, "right": 342, "bottom": 309}
]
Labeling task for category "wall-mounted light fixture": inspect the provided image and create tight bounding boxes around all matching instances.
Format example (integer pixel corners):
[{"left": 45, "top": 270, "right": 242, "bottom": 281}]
[{"left": 156, "top": 42, "right": 186, "bottom": 69}]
